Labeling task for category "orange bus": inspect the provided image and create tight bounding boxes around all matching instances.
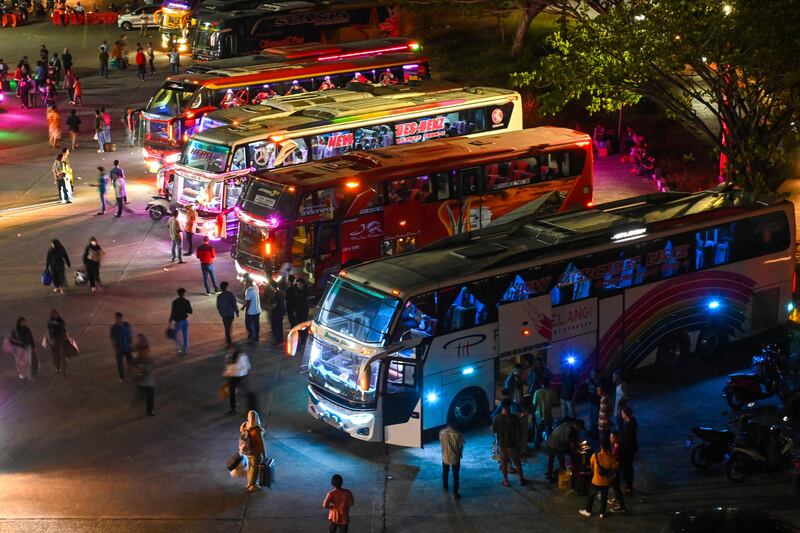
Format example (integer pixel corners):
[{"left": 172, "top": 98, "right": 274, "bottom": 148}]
[
  {"left": 233, "top": 127, "right": 593, "bottom": 286},
  {"left": 140, "top": 38, "right": 425, "bottom": 171}
]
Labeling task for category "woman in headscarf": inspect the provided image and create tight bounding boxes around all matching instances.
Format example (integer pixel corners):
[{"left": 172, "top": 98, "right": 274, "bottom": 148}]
[
  {"left": 82, "top": 236, "right": 105, "bottom": 292},
  {"left": 47, "top": 308, "right": 69, "bottom": 376},
  {"left": 45, "top": 239, "right": 70, "bottom": 293},
  {"left": 6, "top": 317, "right": 35, "bottom": 380},
  {"left": 239, "top": 410, "right": 266, "bottom": 492}
]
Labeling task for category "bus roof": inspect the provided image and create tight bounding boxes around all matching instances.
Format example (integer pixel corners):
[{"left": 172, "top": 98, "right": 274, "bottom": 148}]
[
  {"left": 186, "top": 38, "right": 421, "bottom": 74},
  {"left": 250, "top": 126, "right": 588, "bottom": 188},
  {"left": 202, "top": 80, "right": 462, "bottom": 126},
  {"left": 191, "top": 86, "right": 519, "bottom": 145},
  {"left": 168, "top": 51, "right": 425, "bottom": 89},
  {"left": 195, "top": 0, "right": 351, "bottom": 22},
  {"left": 341, "top": 189, "right": 789, "bottom": 297}
]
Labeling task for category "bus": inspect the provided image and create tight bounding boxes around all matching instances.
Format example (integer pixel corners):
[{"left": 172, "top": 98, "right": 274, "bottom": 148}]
[
  {"left": 156, "top": 0, "right": 256, "bottom": 53},
  {"left": 234, "top": 127, "right": 593, "bottom": 287},
  {"left": 286, "top": 189, "right": 795, "bottom": 446},
  {"left": 172, "top": 86, "right": 522, "bottom": 239},
  {"left": 191, "top": 1, "right": 392, "bottom": 61},
  {"left": 140, "top": 42, "right": 425, "bottom": 171}
]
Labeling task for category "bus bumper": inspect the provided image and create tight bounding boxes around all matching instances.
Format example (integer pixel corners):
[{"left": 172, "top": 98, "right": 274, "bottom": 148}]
[{"left": 308, "top": 386, "right": 378, "bottom": 442}]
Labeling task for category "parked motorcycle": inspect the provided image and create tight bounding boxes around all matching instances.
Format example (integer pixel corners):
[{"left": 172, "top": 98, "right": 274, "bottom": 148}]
[
  {"left": 723, "top": 345, "right": 785, "bottom": 409},
  {"left": 686, "top": 414, "right": 762, "bottom": 469},
  {"left": 725, "top": 421, "right": 796, "bottom": 482},
  {"left": 146, "top": 195, "right": 171, "bottom": 221}
]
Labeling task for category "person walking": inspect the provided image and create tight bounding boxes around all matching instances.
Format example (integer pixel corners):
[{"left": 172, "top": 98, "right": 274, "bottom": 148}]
[
  {"left": 65, "top": 109, "right": 80, "bottom": 149},
  {"left": 608, "top": 431, "right": 627, "bottom": 513},
  {"left": 196, "top": 236, "right": 219, "bottom": 295},
  {"left": 123, "top": 107, "right": 136, "bottom": 146},
  {"left": 597, "top": 383, "right": 612, "bottom": 445},
  {"left": 268, "top": 280, "right": 286, "bottom": 347},
  {"left": 51, "top": 153, "right": 70, "bottom": 203},
  {"left": 101, "top": 107, "right": 112, "bottom": 146},
  {"left": 223, "top": 344, "right": 251, "bottom": 414},
  {"left": 135, "top": 47, "right": 146, "bottom": 81},
  {"left": 243, "top": 275, "right": 261, "bottom": 343},
  {"left": 620, "top": 405, "right": 638, "bottom": 494},
  {"left": 110, "top": 160, "right": 127, "bottom": 218},
  {"left": 61, "top": 48, "right": 72, "bottom": 74},
  {"left": 72, "top": 76, "right": 82, "bottom": 106},
  {"left": 133, "top": 333, "right": 156, "bottom": 416},
  {"left": 168, "top": 208, "right": 184, "bottom": 263},
  {"left": 63, "top": 68, "right": 76, "bottom": 104},
  {"left": 110, "top": 312, "right": 134, "bottom": 381},
  {"left": 47, "top": 309, "right": 69, "bottom": 376},
  {"left": 99, "top": 46, "right": 109, "bottom": 78},
  {"left": 45, "top": 239, "right": 70, "bottom": 293},
  {"left": 579, "top": 440, "right": 618, "bottom": 519},
  {"left": 613, "top": 370, "right": 630, "bottom": 431},
  {"left": 184, "top": 204, "right": 197, "bottom": 255},
  {"left": 323, "top": 474, "right": 354, "bottom": 532},
  {"left": 216, "top": 281, "right": 239, "bottom": 346},
  {"left": 94, "top": 109, "right": 105, "bottom": 152},
  {"left": 503, "top": 364, "right": 525, "bottom": 410},
  {"left": 82, "top": 236, "right": 105, "bottom": 292},
  {"left": 439, "top": 418, "right": 464, "bottom": 499},
  {"left": 95, "top": 166, "right": 108, "bottom": 215},
  {"left": 532, "top": 377, "right": 558, "bottom": 451},
  {"left": 50, "top": 52, "right": 62, "bottom": 84},
  {"left": 545, "top": 418, "right": 584, "bottom": 483},
  {"left": 492, "top": 399, "right": 528, "bottom": 487},
  {"left": 285, "top": 276, "right": 310, "bottom": 327},
  {"left": 168, "top": 287, "right": 192, "bottom": 355},
  {"left": 147, "top": 42, "right": 155, "bottom": 74},
  {"left": 168, "top": 45, "right": 180, "bottom": 75},
  {"left": 6, "top": 317, "right": 36, "bottom": 380},
  {"left": 47, "top": 105, "right": 61, "bottom": 149},
  {"left": 239, "top": 410, "right": 266, "bottom": 492}
]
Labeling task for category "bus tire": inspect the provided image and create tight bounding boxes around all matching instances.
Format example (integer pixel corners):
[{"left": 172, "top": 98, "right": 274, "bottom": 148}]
[
  {"left": 447, "top": 388, "right": 487, "bottom": 429},
  {"left": 696, "top": 327, "right": 727, "bottom": 358},
  {"left": 656, "top": 331, "right": 689, "bottom": 371}
]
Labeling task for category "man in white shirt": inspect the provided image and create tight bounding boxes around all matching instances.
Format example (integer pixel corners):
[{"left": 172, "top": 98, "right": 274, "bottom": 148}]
[{"left": 242, "top": 276, "right": 261, "bottom": 343}]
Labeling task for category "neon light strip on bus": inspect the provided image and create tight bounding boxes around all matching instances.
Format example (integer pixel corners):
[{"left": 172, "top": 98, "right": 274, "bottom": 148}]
[
  {"left": 326, "top": 99, "right": 468, "bottom": 125},
  {"left": 317, "top": 44, "right": 418, "bottom": 62}
]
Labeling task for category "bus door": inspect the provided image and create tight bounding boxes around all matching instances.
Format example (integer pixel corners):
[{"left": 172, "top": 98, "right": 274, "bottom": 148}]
[
  {"left": 313, "top": 221, "right": 342, "bottom": 287},
  {"left": 497, "top": 294, "right": 553, "bottom": 361},
  {"left": 456, "top": 167, "right": 484, "bottom": 233},
  {"left": 381, "top": 354, "right": 422, "bottom": 447}
]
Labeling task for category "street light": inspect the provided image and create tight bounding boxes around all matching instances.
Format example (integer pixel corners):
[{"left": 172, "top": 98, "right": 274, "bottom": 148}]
[{"left": 722, "top": 4, "right": 733, "bottom": 16}]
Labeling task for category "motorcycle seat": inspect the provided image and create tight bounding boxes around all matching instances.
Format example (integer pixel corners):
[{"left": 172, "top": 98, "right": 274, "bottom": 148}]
[
  {"left": 729, "top": 372, "right": 759, "bottom": 380},
  {"left": 693, "top": 427, "right": 735, "bottom": 441}
]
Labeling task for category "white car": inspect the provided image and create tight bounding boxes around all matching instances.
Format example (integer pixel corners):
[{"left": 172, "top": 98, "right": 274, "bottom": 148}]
[{"left": 117, "top": 5, "right": 161, "bottom": 31}]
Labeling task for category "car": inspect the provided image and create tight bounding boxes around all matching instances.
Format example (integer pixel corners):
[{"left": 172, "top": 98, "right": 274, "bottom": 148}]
[
  {"left": 117, "top": 5, "right": 161, "bottom": 31},
  {"left": 661, "top": 508, "right": 800, "bottom": 533}
]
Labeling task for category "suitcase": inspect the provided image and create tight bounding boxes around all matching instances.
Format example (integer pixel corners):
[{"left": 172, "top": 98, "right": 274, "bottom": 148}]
[
  {"left": 226, "top": 453, "right": 242, "bottom": 471},
  {"left": 104, "top": 142, "right": 116, "bottom": 152},
  {"left": 258, "top": 456, "right": 274, "bottom": 487},
  {"left": 557, "top": 468, "right": 572, "bottom": 491}
]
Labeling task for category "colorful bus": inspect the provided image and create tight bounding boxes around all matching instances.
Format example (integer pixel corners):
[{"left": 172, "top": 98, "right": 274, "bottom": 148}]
[
  {"left": 234, "top": 127, "right": 592, "bottom": 287},
  {"left": 172, "top": 86, "right": 522, "bottom": 239},
  {"left": 191, "top": 1, "right": 392, "bottom": 61},
  {"left": 286, "top": 189, "right": 795, "bottom": 446},
  {"left": 140, "top": 41, "right": 425, "bottom": 171}
]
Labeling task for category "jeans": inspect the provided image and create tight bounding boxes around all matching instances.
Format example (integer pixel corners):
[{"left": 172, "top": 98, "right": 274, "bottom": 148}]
[
  {"left": 171, "top": 62, "right": 179, "bottom": 74},
  {"left": 96, "top": 130, "right": 105, "bottom": 150},
  {"left": 174, "top": 319, "right": 188, "bottom": 353},
  {"left": 171, "top": 239, "right": 183, "bottom": 261},
  {"left": 442, "top": 462, "right": 460, "bottom": 494},
  {"left": 222, "top": 314, "right": 235, "bottom": 345},
  {"left": 533, "top": 418, "right": 552, "bottom": 451},
  {"left": 67, "top": 87, "right": 74, "bottom": 102},
  {"left": 86, "top": 260, "right": 100, "bottom": 288},
  {"left": 103, "top": 126, "right": 111, "bottom": 144},
  {"left": 56, "top": 179, "right": 69, "bottom": 201},
  {"left": 590, "top": 402, "right": 600, "bottom": 432},
  {"left": 201, "top": 263, "right": 219, "bottom": 293},
  {"left": 115, "top": 350, "right": 133, "bottom": 379},
  {"left": 611, "top": 474, "right": 626, "bottom": 509},
  {"left": 245, "top": 313, "right": 260, "bottom": 342},
  {"left": 185, "top": 231, "right": 194, "bottom": 254},
  {"left": 228, "top": 376, "right": 241, "bottom": 411},
  {"left": 140, "top": 385, "right": 154, "bottom": 415},
  {"left": 99, "top": 61, "right": 108, "bottom": 78},
  {"left": 116, "top": 196, "right": 124, "bottom": 217},
  {"left": 620, "top": 451, "right": 635, "bottom": 490},
  {"left": 585, "top": 484, "right": 609, "bottom": 515},
  {"left": 561, "top": 399, "right": 575, "bottom": 420},
  {"left": 127, "top": 128, "right": 135, "bottom": 146},
  {"left": 149, "top": 58, "right": 155, "bottom": 74},
  {"left": 99, "top": 191, "right": 106, "bottom": 213}
]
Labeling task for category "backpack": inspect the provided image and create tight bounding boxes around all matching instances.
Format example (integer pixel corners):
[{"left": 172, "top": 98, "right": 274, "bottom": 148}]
[{"left": 594, "top": 453, "right": 613, "bottom": 477}]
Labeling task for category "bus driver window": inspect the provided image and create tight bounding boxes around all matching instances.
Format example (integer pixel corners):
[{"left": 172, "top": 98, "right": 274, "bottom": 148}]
[{"left": 443, "top": 286, "right": 487, "bottom": 331}]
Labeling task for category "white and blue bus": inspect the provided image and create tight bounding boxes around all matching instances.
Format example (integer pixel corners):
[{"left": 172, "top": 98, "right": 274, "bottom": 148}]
[{"left": 287, "top": 188, "right": 796, "bottom": 446}]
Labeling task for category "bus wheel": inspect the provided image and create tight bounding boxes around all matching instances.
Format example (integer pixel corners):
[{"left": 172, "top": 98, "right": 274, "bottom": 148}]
[
  {"left": 696, "top": 327, "right": 727, "bottom": 358},
  {"left": 656, "top": 331, "right": 689, "bottom": 371},
  {"left": 448, "top": 388, "right": 486, "bottom": 429}
]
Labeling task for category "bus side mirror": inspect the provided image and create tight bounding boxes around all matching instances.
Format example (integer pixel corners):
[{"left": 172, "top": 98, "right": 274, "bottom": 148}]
[
  {"left": 358, "top": 361, "right": 372, "bottom": 392},
  {"left": 286, "top": 320, "right": 311, "bottom": 357}
]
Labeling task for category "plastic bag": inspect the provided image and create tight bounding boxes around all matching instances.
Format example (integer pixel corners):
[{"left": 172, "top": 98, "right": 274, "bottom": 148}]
[{"left": 229, "top": 455, "right": 248, "bottom": 478}]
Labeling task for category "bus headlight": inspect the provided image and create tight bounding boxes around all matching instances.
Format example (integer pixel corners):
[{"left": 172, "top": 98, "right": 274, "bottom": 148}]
[
  {"left": 164, "top": 153, "right": 180, "bottom": 164},
  {"left": 349, "top": 412, "right": 374, "bottom": 425}
]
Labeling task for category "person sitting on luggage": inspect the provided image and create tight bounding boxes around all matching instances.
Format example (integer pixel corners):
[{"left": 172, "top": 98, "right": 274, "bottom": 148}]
[
  {"left": 545, "top": 418, "right": 585, "bottom": 483},
  {"left": 285, "top": 80, "right": 307, "bottom": 96},
  {"left": 318, "top": 76, "right": 335, "bottom": 91},
  {"left": 253, "top": 84, "right": 276, "bottom": 103}
]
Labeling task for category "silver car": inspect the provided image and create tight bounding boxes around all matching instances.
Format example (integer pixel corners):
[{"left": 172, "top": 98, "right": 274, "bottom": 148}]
[{"left": 117, "top": 5, "right": 161, "bottom": 31}]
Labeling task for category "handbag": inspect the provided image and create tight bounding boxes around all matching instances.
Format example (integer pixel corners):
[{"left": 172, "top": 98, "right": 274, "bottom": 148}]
[
  {"left": 74, "top": 270, "right": 87, "bottom": 285},
  {"left": 64, "top": 336, "right": 80, "bottom": 358},
  {"left": 226, "top": 452, "right": 242, "bottom": 471},
  {"left": 41, "top": 270, "right": 52, "bottom": 286},
  {"left": 165, "top": 327, "right": 175, "bottom": 339},
  {"left": 258, "top": 457, "right": 274, "bottom": 487},
  {"left": 92, "top": 132, "right": 98, "bottom": 140},
  {"left": 218, "top": 382, "right": 230, "bottom": 400}
]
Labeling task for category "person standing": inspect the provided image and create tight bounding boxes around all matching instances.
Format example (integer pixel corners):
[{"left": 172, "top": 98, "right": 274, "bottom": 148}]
[
  {"left": 268, "top": 280, "right": 286, "bottom": 347},
  {"left": 196, "top": 236, "right": 219, "bottom": 295},
  {"left": 168, "top": 208, "right": 184, "bottom": 263},
  {"left": 217, "top": 281, "right": 239, "bottom": 346},
  {"left": 620, "top": 405, "right": 638, "bottom": 495},
  {"left": 72, "top": 76, "right": 82, "bottom": 106},
  {"left": 184, "top": 204, "right": 197, "bottom": 255},
  {"left": 492, "top": 399, "right": 528, "bottom": 487},
  {"left": 532, "top": 377, "right": 558, "bottom": 451},
  {"left": 169, "top": 287, "right": 192, "bottom": 355},
  {"left": 61, "top": 48, "right": 72, "bottom": 74},
  {"left": 82, "top": 236, "right": 105, "bottom": 292},
  {"left": 584, "top": 369, "right": 600, "bottom": 436},
  {"left": 63, "top": 68, "right": 76, "bottom": 104},
  {"left": 7, "top": 317, "right": 35, "bottom": 380},
  {"left": 94, "top": 109, "right": 105, "bottom": 152},
  {"left": 99, "top": 46, "right": 109, "bottom": 78},
  {"left": 285, "top": 276, "right": 310, "bottom": 327},
  {"left": 323, "top": 474, "right": 354, "bottom": 532},
  {"left": 597, "top": 384, "right": 612, "bottom": 445},
  {"left": 579, "top": 440, "right": 618, "bottom": 519},
  {"left": 51, "top": 153, "right": 70, "bottom": 203},
  {"left": 243, "top": 276, "right": 261, "bottom": 343},
  {"left": 240, "top": 410, "right": 266, "bottom": 492},
  {"left": 147, "top": 42, "right": 155, "bottom": 74},
  {"left": 139, "top": 10, "right": 148, "bottom": 36},
  {"left": 50, "top": 52, "right": 62, "bottom": 84},
  {"left": 101, "top": 107, "right": 112, "bottom": 146},
  {"left": 168, "top": 46, "right": 180, "bottom": 75},
  {"left": 95, "top": 166, "right": 108, "bottom": 215},
  {"left": 110, "top": 160, "right": 127, "bottom": 218},
  {"left": 47, "top": 309, "right": 69, "bottom": 376},
  {"left": 110, "top": 312, "right": 134, "bottom": 381},
  {"left": 223, "top": 345, "right": 251, "bottom": 414},
  {"left": 439, "top": 418, "right": 464, "bottom": 499},
  {"left": 47, "top": 105, "right": 61, "bottom": 149},
  {"left": 613, "top": 370, "right": 630, "bottom": 431},
  {"left": 124, "top": 107, "right": 136, "bottom": 145},
  {"left": 608, "top": 431, "right": 627, "bottom": 513},
  {"left": 133, "top": 333, "right": 156, "bottom": 416},
  {"left": 65, "top": 108, "right": 80, "bottom": 149},
  {"left": 503, "top": 364, "right": 525, "bottom": 408},
  {"left": 45, "top": 239, "right": 70, "bottom": 293},
  {"left": 561, "top": 363, "right": 578, "bottom": 420}
]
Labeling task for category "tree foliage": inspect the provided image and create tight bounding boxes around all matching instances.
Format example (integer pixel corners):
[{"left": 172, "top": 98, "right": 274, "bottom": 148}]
[{"left": 513, "top": 0, "right": 800, "bottom": 192}]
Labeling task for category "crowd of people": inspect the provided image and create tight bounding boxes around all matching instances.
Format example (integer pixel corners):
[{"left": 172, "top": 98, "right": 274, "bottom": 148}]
[{"left": 591, "top": 123, "right": 659, "bottom": 180}]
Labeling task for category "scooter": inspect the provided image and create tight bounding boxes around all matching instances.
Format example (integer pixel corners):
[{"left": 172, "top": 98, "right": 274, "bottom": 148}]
[
  {"left": 146, "top": 195, "right": 171, "bottom": 221},
  {"left": 686, "top": 413, "right": 761, "bottom": 469},
  {"left": 725, "top": 421, "right": 796, "bottom": 482},
  {"left": 723, "top": 345, "right": 785, "bottom": 409}
]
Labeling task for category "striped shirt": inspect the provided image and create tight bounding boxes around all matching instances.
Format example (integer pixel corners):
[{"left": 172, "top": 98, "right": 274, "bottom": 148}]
[{"left": 598, "top": 394, "right": 612, "bottom": 431}]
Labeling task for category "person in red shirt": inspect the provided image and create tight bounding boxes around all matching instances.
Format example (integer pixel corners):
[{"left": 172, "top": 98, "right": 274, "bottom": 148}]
[
  {"left": 323, "top": 474, "right": 354, "bottom": 533},
  {"left": 195, "top": 236, "right": 219, "bottom": 295},
  {"left": 135, "top": 46, "right": 146, "bottom": 81}
]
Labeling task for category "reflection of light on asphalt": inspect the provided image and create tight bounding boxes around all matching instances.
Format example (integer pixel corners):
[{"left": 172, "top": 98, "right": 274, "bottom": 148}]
[{"left": 0, "top": 201, "right": 63, "bottom": 216}]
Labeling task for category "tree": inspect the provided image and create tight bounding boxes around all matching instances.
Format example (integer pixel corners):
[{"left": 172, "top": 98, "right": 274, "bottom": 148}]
[{"left": 512, "top": 0, "right": 800, "bottom": 192}]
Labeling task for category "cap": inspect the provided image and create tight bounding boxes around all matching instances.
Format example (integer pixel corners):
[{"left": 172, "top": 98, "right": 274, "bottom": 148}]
[
  {"left": 292, "top": 79, "right": 299, "bottom": 85},
  {"left": 324, "top": 75, "right": 330, "bottom": 81},
  {"left": 354, "top": 72, "right": 361, "bottom": 76},
  {"left": 263, "top": 83, "right": 269, "bottom": 88}
]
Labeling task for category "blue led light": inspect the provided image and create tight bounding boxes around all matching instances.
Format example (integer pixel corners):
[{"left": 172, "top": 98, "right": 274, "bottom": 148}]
[
  {"left": 566, "top": 356, "right": 577, "bottom": 365},
  {"left": 426, "top": 392, "right": 439, "bottom": 403},
  {"left": 462, "top": 366, "right": 475, "bottom": 375},
  {"left": 707, "top": 299, "right": 721, "bottom": 310},
  {"left": 788, "top": 302, "right": 795, "bottom": 312}
]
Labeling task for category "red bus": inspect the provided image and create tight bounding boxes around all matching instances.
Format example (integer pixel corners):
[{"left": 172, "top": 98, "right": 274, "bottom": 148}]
[
  {"left": 139, "top": 38, "right": 426, "bottom": 171},
  {"left": 233, "top": 127, "right": 593, "bottom": 286}
]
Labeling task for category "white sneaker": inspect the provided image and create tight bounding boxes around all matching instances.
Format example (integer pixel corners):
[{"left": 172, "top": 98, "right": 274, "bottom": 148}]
[
  {"left": 60, "top": 199, "right": 67, "bottom": 204},
  {"left": 97, "top": 149, "right": 104, "bottom": 153},
  {"left": 579, "top": 510, "right": 591, "bottom": 518}
]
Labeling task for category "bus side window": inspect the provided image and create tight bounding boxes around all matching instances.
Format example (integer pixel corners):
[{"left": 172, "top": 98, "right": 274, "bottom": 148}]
[
  {"left": 438, "top": 285, "right": 489, "bottom": 333},
  {"left": 283, "top": 138, "right": 308, "bottom": 166},
  {"left": 433, "top": 172, "right": 451, "bottom": 200},
  {"left": 230, "top": 146, "right": 247, "bottom": 171},
  {"left": 386, "top": 360, "right": 417, "bottom": 394},
  {"left": 456, "top": 167, "right": 481, "bottom": 196},
  {"left": 458, "top": 107, "right": 488, "bottom": 135},
  {"left": 395, "top": 292, "right": 437, "bottom": 341},
  {"left": 317, "top": 225, "right": 338, "bottom": 260}
]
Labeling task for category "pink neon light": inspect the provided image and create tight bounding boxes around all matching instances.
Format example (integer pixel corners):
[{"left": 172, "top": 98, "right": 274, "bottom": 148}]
[{"left": 316, "top": 45, "right": 413, "bottom": 62}]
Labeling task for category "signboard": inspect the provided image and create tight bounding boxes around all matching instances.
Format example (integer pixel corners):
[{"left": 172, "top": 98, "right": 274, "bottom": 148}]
[
  {"left": 394, "top": 116, "right": 447, "bottom": 145},
  {"left": 498, "top": 295, "right": 552, "bottom": 359}
]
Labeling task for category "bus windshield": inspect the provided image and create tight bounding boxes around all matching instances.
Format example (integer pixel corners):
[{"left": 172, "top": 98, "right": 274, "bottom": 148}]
[
  {"left": 317, "top": 278, "right": 399, "bottom": 345},
  {"left": 145, "top": 82, "right": 198, "bottom": 117},
  {"left": 177, "top": 175, "right": 223, "bottom": 210},
  {"left": 239, "top": 179, "right": 297, "bottom": 220},
  {"left": 306, "top": 336, "right": 380, "bottom": 404},
  {"left": 193, "top": 26, "right": 219, "bottom": 53},
  {"left": 181, "top": 139, "right": 229, "bottom": 172}
]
